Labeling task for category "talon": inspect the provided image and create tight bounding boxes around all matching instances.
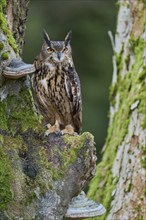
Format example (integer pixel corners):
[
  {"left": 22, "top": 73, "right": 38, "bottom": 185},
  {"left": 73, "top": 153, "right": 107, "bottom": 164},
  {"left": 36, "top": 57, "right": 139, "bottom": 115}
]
[
  {"left": 44, "top": 120, "right": 60, "bottom": 135},
  {"left": 44, "top": 131, "right": 49, "bottom": 137},
  {"left": 62, "top": 125, "right": 75, "bottom": 135},
  {"left": 55, "top": 131, "right": 62, "bottom": 136},
  {"left": 44, "top": 128, "right": 51, "bottom": 136},
  {"left": 60, "top": 130, "right": 64, "bottom": 136}
]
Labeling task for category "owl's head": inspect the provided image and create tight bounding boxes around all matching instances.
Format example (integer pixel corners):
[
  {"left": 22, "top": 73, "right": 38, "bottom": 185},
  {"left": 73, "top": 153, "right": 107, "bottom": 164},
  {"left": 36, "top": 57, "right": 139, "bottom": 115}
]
[{"left": 41, "top": 30, "right": 72, "bottom": 63}]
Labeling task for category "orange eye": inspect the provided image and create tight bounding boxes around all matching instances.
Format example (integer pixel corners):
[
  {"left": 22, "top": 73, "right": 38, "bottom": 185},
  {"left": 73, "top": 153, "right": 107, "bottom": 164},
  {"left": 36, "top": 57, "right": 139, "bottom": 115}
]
[
  {"left": 63, "top": 47, "right": 68, "bottom": 52},
  {"left": 47, "top": 48, "right": 54, "bottom": 52}
]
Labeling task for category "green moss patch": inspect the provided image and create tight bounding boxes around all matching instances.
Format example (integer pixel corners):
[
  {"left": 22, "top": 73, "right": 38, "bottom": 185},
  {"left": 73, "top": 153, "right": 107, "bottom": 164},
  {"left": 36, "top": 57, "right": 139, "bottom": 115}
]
[
  {"left": 62, "top": 132, "right": 94, "bottom": 170},
  {"left": 0, "top": 133, "right": 37, "bottom": 214},
  {"left": 1, "top": 51, "right": 9, "bottom": 60},
  {"left": 0, "top": 101, "right": 8, "bottom": 130},
  {"left": 0, "top": 146, "right": 13, "bottom": 209},
  {"left": 0, "top": 1, "right": 19, "bottom": 54},
  {"left": 0, "top": 41, "right": 4, "bottom": 50},
  {"left": 0, "top": 0, "right": 6, "bottom": 7},
  {"left": 38, "top": 132, "right": 94, "bottom": 182},
  {"left": 0, "top": 88, "right": 42, "bottom": 134},
  {"left": 141, "top": 156, "right": 146, "bottom": 169}
]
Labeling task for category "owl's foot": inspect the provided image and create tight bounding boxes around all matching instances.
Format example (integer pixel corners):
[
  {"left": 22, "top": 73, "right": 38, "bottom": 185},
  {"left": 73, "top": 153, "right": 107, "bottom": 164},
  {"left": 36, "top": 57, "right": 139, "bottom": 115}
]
[
  {"left": 45, "top": 121, "right": 60, "bottom": 136},
  {"left": 45, "top": 125, "right": 60, "bottom": 136},
  {"left": 61, "top": 125, "right": 76, "bottom": 135}
]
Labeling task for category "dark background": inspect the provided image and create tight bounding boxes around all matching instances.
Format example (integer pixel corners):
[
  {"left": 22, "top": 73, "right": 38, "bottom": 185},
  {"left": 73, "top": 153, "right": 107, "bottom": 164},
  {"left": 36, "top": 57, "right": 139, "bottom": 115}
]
[{"left": 23, "top": 0, "right": 116, "bottom": 155}]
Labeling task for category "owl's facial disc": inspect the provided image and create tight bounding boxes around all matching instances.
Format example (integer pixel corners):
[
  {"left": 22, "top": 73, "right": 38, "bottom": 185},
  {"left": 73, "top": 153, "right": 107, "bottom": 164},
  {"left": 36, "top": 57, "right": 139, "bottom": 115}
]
[
  {"left": 46, "top": 45, "right": 68, "bottom": 63},
  {"left": 45, "top": 40, "right": 71, "bottom": 63}
]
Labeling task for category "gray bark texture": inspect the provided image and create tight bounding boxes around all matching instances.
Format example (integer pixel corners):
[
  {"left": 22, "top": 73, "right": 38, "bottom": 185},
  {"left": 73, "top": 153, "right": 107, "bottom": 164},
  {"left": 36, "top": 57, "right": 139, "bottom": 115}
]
[
  {"left": 88, "top": 1, "right": 146, "bottom": 220},
  {"left": 0, "top": 1, "right": 97, "bottom": 220}
]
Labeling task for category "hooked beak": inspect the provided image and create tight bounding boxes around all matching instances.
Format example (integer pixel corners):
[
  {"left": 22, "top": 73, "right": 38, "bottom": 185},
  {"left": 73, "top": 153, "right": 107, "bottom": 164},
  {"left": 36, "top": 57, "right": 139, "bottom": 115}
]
[{"left": 57, "top": 52, "right": 61, "bottom": 60}]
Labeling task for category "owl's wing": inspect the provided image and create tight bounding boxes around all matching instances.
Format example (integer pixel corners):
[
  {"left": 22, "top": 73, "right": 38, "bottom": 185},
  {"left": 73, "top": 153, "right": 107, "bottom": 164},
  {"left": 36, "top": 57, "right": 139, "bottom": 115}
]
[
  {"left": 32, "top": 58, "right": 56, "bottom": 125},
  {"left": 65, "top": 66, "right": 82, "bottom": 133}
]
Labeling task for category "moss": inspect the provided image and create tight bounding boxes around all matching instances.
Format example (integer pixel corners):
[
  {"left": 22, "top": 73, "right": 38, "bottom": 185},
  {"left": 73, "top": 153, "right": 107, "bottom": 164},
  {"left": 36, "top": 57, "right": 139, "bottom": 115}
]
[
  {"left": 135, "top": 203, "right": 144, "bottom": 220},
  {"left": 37, "top": 132, "right": 94, "bottom": 184},
  {"left": 37, "top": 146, "right": 55, "bottom": 188},
  {"left": 125, "top": 54, "right": 130, "bottom": 71},
  {"left": 0, "top": 41, "right": 4, "bottom": 50},
  {"left": 1, "top": 51, "right": 9, "bottom": 60},
  {"left": 109, "top": 82, "right": 118, "bottom": 106},
  {"left": 3, "top": 135, "right": 24, "bottom": 151},
  {"left": 128, "top": 158, "right": 132, "bottom": 163},
  {"left": 38, "top": 144, "right": 62, "bottom": 182},
  {"left": 141, "top": 156, "right": 146, "bottom": 169},
  {"left": 63, "top": 132, "right": 94, "bottom": 166},
  {"left": 127, "top": 182, "right": 132, "bottom": 192},
  {"left": 137, "top": 216, "right": 143, "bottom": 220},
  {"left": 0, "top": 133, "right": 38, "bottom": 213},
  {"left": 0, "top": 88, "right": 42, "bottom": 133},
  {"left": 22, "top": 132, "right": 95, "bottom": 199},
  {"left": 44, "top": 132, "right": 93, "bottom": 181},
  {"left": 0, "top": 1, "right": 19, "bottom": 54},
  {"left": 129, "top": 35, "right": 140, "bottom": 47},
  {"left": 0, "top": 135, "right": 4, "bottom": 144},
  {"left": 0, "top": 101, "right": 8, "bottom": 130},
  {"left": 0, "top": 85, "right": 47, "bottom": 213},
  {"left": 0, "top": 0, "right": 6, "bottom": 7},
  {"left": 138, "top": 66, "right": 146, "bottom": 81},
  {"left": 0, "top": 146, "right": 13, "bottom": 209},
  {"left": 141, "top": 145, "right": 146, "bottom": 154},
  {"left": 138, "top": 66, "right": 146, "bottom": 129},
  {"left": 115, "top": 45, "right": 124, "bottom": 74},
  {"left": 87, "top": 35, "right": 146, "bottom": 219}
]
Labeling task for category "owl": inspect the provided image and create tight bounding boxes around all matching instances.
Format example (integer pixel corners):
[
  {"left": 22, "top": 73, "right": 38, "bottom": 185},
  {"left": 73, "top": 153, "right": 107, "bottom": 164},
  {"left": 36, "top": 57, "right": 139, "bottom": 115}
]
[{"left": 31, "top": 30, "right": 82, "bottom": 135}]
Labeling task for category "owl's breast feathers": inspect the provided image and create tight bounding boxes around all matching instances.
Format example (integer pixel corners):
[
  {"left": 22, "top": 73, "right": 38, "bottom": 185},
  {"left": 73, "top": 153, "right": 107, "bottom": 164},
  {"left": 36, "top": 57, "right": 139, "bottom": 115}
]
[{"left": 32, "top": 57, "right": 82, "bottom": 133}]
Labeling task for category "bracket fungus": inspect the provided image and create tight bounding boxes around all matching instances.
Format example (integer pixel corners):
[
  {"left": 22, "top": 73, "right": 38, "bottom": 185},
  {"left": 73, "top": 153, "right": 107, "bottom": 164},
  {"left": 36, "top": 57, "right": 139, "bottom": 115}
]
[
  {"left": 65, "top": 191, "right": 106, "bottom": 219},
  {"left": 2, "top": 58, "right": 35, "bottom": 79}
]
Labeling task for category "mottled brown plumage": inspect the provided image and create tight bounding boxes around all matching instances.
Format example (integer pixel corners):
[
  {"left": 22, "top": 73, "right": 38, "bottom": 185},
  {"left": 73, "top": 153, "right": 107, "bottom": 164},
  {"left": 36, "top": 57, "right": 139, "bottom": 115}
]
[{"left": 31, "top": 31, "right": 82, "bottom": 134}]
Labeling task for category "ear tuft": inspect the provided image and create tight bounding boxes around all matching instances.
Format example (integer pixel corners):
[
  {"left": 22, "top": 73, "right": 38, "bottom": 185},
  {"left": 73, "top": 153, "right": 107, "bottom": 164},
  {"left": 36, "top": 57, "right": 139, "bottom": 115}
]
[
  {"left": 65, "top": 30, "right": 72, "bottom": 46},
  {"left": 43, "top": 29, "right": 51, "bottom": 47}
]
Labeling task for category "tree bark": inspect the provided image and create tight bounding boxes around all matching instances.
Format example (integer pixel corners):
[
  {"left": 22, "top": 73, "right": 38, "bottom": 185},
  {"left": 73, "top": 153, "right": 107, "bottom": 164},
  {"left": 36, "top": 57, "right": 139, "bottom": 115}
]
[
  {"left": 0, "top": 1, "right": 97, "bottom": 220},
  {"left": 88, "top": 0, "right": 146, "bottom": 220}
]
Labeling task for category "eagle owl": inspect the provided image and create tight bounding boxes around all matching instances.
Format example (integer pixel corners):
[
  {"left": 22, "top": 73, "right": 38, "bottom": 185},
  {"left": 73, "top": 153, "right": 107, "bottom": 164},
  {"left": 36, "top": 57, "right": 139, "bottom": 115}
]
[{"left": 32, "top": 31, "right": 82, "bottom": 135}]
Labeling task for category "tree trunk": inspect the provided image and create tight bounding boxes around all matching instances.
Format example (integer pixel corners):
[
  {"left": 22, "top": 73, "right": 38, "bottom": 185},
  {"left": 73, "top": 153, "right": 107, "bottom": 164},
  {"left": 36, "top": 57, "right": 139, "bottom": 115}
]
[
  {"left": 88, "top": 0, "right": 146, "bottom": 219},
  {"left": 0, "top": 1, "right": 97, "bottom": 219}
]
